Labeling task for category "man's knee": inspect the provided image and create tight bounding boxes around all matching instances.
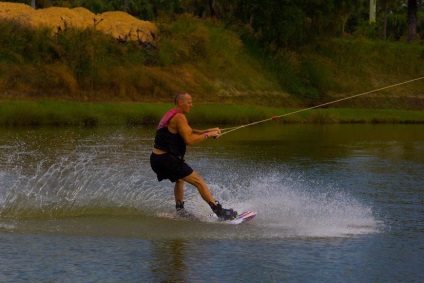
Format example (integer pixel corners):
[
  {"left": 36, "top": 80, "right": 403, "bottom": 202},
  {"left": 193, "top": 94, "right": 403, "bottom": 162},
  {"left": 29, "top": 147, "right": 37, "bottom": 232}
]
[{"left": 183, "top": 171, "right": 205, "bottom": 187}]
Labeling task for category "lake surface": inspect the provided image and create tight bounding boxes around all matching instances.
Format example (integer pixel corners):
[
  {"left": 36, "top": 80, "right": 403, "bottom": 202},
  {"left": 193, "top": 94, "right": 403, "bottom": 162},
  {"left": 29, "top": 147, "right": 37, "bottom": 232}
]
[{"left": 0, "top": 124, "right": 423, "bottom": 282}]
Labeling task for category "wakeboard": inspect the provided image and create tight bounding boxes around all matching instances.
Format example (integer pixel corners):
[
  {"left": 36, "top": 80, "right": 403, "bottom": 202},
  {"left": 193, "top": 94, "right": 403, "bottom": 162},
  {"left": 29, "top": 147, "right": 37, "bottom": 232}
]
[
  {"left": 159, "top": 211, "right": 257, "bottom": 224},
  {"left": 208, "top": 211, "right": 257, "bottom": 224}
]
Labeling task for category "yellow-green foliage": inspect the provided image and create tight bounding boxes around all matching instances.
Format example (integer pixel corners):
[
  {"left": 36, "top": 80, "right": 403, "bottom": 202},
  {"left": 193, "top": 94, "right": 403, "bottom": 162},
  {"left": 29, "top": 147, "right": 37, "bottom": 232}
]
[{"left": 0, "top": 15, "right": 423, "bottom": 108}]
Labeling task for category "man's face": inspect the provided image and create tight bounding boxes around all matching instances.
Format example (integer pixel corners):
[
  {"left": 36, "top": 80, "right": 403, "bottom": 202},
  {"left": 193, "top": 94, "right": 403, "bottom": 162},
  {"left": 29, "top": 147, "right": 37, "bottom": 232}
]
[{"left": 180, "top": 94, "right": 193, "bottom": 114}]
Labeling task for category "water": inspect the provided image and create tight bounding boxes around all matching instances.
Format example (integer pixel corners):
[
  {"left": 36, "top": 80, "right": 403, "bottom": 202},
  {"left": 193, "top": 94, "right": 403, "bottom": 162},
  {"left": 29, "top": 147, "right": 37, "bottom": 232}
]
[{"left": 0, "top": 124, "right": 423, "bottom": 282}]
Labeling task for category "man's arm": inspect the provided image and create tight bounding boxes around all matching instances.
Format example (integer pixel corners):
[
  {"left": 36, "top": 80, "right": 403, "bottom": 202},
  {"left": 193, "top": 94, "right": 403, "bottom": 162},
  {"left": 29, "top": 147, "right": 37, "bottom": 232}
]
[
  {"left": 192, "top": 128, "right": 221, "bottom": 135},
  {"left": 174, "top": 114, "right": 220, "bottom": 146}
]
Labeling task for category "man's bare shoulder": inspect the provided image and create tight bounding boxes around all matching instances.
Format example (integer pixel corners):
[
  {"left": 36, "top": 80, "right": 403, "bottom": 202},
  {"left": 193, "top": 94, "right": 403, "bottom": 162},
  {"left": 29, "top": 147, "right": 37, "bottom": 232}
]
[
  {"left": 173, "top": 113, "right": 188, "bottom": 124},
  {"left": 168, "top": 113, "right": 188, "bottom": 133}
]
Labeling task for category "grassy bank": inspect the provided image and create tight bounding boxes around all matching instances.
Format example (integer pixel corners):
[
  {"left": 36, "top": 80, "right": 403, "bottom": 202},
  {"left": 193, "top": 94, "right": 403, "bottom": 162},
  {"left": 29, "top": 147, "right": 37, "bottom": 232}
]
[
  {"left": 0, "top": 14, "right": 423, "bottom": 109},
  {"left": 1, "top": 101, "right": 423, "bottom": 127}
]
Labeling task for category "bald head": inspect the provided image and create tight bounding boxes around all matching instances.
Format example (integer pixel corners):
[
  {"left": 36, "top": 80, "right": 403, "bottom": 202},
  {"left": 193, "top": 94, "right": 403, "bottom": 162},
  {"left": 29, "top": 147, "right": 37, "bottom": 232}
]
[{"left": 174, "top": 91, "right": 190, "bottom": 105}]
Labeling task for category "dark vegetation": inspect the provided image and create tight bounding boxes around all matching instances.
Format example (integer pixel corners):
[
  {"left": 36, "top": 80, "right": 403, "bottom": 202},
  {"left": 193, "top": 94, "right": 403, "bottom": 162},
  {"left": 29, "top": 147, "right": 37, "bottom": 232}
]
[{"left": 0, "top": 0, "right": 423, "bottom": 126}]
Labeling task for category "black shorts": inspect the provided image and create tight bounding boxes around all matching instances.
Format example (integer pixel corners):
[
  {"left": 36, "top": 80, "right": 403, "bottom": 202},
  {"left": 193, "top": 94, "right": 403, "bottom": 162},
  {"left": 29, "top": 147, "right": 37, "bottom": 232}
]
[{"left": 150, "top": 153, "right": 193, "bottom": 182}]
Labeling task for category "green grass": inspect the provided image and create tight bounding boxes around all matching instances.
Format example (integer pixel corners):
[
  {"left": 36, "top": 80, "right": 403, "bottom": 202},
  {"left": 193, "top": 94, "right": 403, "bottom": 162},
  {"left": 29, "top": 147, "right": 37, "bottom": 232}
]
[
  {"left": 0, "top": 101, "right": 170, "bottom": 127},
  {"left": 1, "top": 15, "right": 423, "bottom": 109},
  {"left": 0, "top": 101, "right": 423, "bottom": 127}
]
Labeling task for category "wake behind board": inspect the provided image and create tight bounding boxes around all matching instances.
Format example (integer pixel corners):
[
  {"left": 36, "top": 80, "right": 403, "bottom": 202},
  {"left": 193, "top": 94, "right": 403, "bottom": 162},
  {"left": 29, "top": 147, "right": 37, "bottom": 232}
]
[{"left": 208, "top": 211, "right": 257, "bottom": 225}]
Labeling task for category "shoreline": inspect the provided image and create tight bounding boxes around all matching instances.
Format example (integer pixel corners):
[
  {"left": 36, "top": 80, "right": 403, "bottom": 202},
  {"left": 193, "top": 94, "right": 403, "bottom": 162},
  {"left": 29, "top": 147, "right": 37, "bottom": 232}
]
[{"left": 0, "top": 101, "right": 423, "bottom": 127}]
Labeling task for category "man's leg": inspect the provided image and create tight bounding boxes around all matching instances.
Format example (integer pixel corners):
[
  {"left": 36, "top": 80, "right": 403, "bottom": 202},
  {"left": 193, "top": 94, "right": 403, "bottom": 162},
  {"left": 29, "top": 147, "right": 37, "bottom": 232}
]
[
  {"left": 174, "top": 179, "right": 190, "bottom": 216},
  {"left": 182, "top": 171, "right": 237, "bottom": 220},
  {"left": 182, "top": 171, "right": 216, "bottom": 205},
  {"left": 174, "top": 179, "right": 185, "bottom": 204}
]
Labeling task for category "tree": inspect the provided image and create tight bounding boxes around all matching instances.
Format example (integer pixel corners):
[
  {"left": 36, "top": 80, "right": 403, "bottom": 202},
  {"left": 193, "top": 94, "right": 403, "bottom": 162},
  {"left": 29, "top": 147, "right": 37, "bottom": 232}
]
[
  {"left": 380, "top": 0, "right": 400, "bottom": 40},
  {"left": 381, "top": 0, "right": 398, "bottom": 39},
  {"left": 407, "top": 0, "right": 418, "bottom": 41},
  {"left": 335, "top": 0, "right": 367, "bottom": 35},
  {"left": 370, "top": 0, "right": 377, "bottom": 22}
]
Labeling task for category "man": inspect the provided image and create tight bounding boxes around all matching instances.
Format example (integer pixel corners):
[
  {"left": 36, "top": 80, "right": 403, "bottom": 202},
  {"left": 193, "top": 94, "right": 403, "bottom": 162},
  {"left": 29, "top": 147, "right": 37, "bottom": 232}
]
[{"left": 150, "top": 91, "right": 237, "bottom": 220}]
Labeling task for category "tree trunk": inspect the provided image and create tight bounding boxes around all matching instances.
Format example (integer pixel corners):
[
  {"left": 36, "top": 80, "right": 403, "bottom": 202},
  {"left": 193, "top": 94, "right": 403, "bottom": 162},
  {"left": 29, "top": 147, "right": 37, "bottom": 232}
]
[
  {"left": 31, "top": 0, "right": 36, "bottom": 9},
  {"left": 207, "top": 0, "right": 216, "bottom": 17},
  {"left": 407, "top": 0, "right": 418, "bottom": 42},
  {"left": 249, "top": 14, "right": 254, "bottom": 28},
  {"left": 383, "top": 0, "right": 388, "bottom": 40},
  {"left": 369, "top": 0, "right": 377, "bottom": 22},
  {"left": 124, "top": 0, "right": 129, "bottom": 13}
]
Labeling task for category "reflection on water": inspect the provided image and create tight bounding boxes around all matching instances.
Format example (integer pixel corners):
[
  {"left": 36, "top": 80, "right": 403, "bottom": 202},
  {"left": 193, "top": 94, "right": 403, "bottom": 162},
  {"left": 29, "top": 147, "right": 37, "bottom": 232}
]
[
  {"left": 150, "top": 240, "right": 188, "bottom": 282},
  {"left": 0, "top": 124, "right": 423, "bottom": 282}
]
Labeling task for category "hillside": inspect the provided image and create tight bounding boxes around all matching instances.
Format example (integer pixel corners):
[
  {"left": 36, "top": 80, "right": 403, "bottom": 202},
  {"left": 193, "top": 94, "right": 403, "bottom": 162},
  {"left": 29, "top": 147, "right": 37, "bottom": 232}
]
[{"left": 0, "top": 3, "right": 423, "bottom": 110}]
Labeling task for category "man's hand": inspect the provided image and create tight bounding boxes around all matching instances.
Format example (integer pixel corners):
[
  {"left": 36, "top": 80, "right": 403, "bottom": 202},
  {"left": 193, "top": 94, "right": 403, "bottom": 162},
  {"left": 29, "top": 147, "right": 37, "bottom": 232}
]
[
  {"left": 207, "top": 128, "right": 221, "bottom": 139},
  {"left": 208, "top": 130, "right": 221, "bottom": 139},
  {"left": 207, "top": 127, "right": 221, "bottom": 134}
]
